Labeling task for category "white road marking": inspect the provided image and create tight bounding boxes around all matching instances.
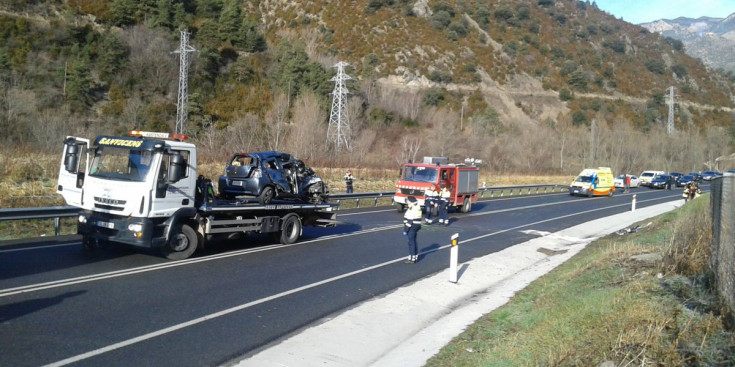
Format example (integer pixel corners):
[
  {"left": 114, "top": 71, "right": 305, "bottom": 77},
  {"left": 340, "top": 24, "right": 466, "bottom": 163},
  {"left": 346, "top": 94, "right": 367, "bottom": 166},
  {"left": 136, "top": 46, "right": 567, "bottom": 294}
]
[{"left": 41, "top": 196, "right": 678, "bottom": 366}]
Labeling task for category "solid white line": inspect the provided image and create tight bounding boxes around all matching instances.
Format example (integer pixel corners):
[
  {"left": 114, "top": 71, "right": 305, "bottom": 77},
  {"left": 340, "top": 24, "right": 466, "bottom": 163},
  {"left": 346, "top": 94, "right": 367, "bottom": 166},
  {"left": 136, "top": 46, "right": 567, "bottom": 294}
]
[
  {"left": 0, "top": 226, "right": 401, "bottom": 298},
  {"left": 42, "top": 196, "right": 678, "bottom": 366},
  {"left": 1, "top": 194, "right": 670, "bottom": 297}
]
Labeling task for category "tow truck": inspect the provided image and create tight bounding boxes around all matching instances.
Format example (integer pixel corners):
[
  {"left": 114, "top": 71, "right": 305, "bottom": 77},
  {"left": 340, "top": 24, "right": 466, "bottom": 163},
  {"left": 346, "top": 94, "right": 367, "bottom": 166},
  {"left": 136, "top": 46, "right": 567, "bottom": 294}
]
[
  {"left": 57, "top": 131, "right": 337, "bottom": 260},
  {"left": 393, "top": 156, "right": 481, "bottom": 213}
]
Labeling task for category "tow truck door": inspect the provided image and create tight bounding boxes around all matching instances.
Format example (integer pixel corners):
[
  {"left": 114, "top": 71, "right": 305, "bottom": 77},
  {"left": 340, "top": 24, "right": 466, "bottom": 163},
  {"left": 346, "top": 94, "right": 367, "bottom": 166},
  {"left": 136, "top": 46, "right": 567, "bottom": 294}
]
[{"left": 57, "top": 137, "right": 90, "bottom": 207}]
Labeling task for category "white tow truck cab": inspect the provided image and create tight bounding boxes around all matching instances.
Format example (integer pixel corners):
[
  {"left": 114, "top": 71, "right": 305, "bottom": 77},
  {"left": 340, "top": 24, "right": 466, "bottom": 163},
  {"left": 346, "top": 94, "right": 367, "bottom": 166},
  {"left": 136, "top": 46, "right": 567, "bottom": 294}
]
[{"left": 57, "top": 131, "right": 337, "bottom": 260}]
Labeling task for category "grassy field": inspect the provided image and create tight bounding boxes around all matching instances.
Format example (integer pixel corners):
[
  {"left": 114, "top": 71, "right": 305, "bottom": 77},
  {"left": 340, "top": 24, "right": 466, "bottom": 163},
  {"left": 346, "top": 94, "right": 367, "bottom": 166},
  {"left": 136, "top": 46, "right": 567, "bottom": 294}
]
[{"left": 426, "top": 195, "right": 735, "bottom": 366}]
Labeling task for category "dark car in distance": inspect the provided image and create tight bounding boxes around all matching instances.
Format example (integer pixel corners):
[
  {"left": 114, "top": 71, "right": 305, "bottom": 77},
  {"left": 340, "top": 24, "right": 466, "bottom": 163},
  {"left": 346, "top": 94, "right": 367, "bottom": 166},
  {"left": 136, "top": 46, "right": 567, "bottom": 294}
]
[
  {"left": 676, "top": 175, "right": 694, "bottom": 187},
  {"left": 649, "top": 174, "right": 672, "bottom": 189},
  {"left": 702, "top": 170, "right": 722, "bottom": 181},
  {"left": 218, "top": 151, "right": 328, "bottom": 204},
  {"left": 688, "top": 172, "right": 703, "bottom": 183}
]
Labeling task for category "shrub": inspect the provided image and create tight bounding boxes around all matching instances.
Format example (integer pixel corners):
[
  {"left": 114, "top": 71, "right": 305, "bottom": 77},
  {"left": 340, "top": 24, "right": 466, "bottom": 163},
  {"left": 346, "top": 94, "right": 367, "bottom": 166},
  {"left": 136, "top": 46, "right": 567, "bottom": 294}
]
[
  {"left": 423, "top": 88, "right": 445, "bottom": 106},
  {"left": 572, "top": 110, "right": 588, "bottom": 126},
  {"left": 559, "top": 88, "right": 573, "bottom": 101},
  {"left": 645, "top": 58, "right": 666, "bottom": 74}
]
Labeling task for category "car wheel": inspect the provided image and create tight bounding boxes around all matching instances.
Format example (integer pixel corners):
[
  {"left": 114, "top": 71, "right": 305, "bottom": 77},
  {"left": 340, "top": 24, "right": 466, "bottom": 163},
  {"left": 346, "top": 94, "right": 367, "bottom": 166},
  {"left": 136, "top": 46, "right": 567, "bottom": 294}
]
[{"left": 258, "top": 186, "right": 275, "bottom": 204}]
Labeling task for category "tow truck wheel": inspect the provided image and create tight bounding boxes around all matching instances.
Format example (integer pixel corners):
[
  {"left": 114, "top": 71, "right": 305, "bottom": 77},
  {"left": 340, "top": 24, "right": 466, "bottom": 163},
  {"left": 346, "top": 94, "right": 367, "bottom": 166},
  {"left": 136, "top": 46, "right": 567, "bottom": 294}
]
[
  {"left": 259, "top": 186, "right": 275, "bottom": 204},
  {"left": 461, "top": 197, "right": 472, "bottom": 213},
  {"left": 161, "top": 224, "right": 198, "bottom": 260},
  {"left": 279, "top": 215, "right": 302, "bottom": 245}
]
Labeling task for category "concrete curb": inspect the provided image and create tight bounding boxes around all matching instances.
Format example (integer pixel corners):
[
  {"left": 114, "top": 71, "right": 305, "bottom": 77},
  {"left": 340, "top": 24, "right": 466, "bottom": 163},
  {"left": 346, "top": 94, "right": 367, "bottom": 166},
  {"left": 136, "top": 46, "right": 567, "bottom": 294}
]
[{"left": 231, "top": 200, "right": 683, "bottom": 367}]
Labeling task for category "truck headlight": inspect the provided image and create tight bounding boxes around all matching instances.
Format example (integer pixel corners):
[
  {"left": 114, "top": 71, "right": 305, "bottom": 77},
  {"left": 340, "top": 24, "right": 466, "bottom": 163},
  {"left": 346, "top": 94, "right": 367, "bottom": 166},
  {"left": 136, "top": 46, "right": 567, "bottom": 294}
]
[
  {"left": 128, "top": 224, "right": 143, "bottom": 232},
  {"left": 78, "top": 215, "right": 87, "bottom": 224}
]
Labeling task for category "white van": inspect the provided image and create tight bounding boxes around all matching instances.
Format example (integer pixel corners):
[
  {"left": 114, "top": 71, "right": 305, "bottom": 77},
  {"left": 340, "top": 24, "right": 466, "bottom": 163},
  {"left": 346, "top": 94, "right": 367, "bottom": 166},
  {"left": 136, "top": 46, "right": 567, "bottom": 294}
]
[{"left": 639, "top": 170, "right": 665, "bottom": 187}]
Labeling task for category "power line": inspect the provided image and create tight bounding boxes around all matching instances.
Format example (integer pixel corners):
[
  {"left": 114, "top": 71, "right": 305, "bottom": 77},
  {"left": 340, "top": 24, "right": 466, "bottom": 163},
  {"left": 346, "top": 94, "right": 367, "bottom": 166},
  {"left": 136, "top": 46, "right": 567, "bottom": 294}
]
[
  {"left": 173, "top": 30, "right": 196, "bottom": 135},
  {"left": 327, "top": 61, "right": 352, "bottom": 152}
]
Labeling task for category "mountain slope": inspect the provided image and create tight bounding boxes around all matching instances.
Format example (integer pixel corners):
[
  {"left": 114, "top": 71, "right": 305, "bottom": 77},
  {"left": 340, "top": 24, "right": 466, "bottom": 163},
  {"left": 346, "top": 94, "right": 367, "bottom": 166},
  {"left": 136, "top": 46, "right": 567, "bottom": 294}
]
[{"left": 641, "top": 13, "right": 735, "bottom": 74}]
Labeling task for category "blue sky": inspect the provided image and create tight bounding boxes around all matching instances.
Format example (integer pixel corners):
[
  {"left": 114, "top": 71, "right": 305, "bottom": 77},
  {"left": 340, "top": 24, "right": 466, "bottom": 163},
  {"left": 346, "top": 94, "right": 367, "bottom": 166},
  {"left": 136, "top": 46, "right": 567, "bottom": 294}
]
[{"left": 593, "top": 0, "right": 734, "bottom": 24}]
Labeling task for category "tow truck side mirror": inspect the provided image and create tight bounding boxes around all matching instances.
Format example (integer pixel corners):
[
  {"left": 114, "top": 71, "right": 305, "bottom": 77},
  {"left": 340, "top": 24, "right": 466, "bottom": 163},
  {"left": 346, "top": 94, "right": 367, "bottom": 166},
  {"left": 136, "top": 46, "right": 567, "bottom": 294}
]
[
  {"left": 168, "top": 153, "right": 186, "bottom": 183},
  {"left": 64, "top": 144, "right": 79, "bottom": 173}
]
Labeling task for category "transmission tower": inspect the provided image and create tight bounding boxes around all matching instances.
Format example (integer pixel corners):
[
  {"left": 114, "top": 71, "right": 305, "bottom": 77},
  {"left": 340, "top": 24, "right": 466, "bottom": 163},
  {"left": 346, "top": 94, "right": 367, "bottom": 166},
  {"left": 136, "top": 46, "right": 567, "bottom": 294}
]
[
  {"left": 173, "top": 30, "right": 196, "bottom": 135},
  {"left": 327, "top": 61, "right": 352, "bottom": 152},
  {"left": 666, "top": 86, "right": 677, "bottom": 136}
]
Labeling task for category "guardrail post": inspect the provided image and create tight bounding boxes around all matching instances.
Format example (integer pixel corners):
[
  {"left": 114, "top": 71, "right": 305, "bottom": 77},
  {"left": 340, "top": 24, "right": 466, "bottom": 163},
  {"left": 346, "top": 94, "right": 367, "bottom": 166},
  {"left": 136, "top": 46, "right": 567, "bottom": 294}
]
[
  {"left": 374, "top": 196, "right": 379, "bottom": 207},
  {"left": 449, "top": 233, "right": 459, "bottom": 283},
  {"left": 356, "top": 198, "right": 361, "bottom": 208},
  {"left": 54, "top": 217, "right": 60, "bottom": 236}
]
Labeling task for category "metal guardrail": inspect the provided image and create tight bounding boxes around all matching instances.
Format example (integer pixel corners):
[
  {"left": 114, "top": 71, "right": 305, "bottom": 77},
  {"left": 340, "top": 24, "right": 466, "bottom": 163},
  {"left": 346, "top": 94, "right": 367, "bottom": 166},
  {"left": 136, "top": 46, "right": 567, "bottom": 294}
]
[
  {"left": 328, "top": 184, "right": 567, "bottom": 209},
  {"left": 0, "top": 184, "right": 568, "bottom": 235},
  {"left": 0, "top": 206, "right": 80, "bottom": 236}
]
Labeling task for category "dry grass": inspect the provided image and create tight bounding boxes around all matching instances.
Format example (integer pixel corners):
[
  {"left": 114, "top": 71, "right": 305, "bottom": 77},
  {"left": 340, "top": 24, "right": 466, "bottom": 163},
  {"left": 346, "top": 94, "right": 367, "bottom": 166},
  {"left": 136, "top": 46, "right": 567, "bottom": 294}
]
[
  {"left": 0, "top": 152, "right": 572, "bottom": 207},
  {"left": 427, "top": 195, "right": 735, "bottom": 367}
]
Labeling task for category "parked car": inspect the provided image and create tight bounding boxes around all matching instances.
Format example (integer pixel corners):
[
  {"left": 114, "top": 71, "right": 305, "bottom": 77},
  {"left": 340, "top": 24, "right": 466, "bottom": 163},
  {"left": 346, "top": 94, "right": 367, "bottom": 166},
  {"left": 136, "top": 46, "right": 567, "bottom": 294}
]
[
  {"left": 218, "top": 151, "right": 328, "bottom": 204},
  {"left": 649, "top": 174, "right": 671, "bottom": 189},
  {"left": 639, "top": 170, "right": 665, "bottom": 187},
  {"left": 676, "top": 175, "right": 694, "bottom": 187},
  {"left": 726, "top": 170, "right": 735, "bottom": 175},
  {"left": 668, "top": 172, "right": 683, "bottom": 181},
  {"left": 688, "top": 172, "right": 703, "bottom": 183},
  {"left": 702, "top": 171, "right": 720, "bottom": 181},
  {"left": 613, "top": 174, "right": 640, "bottom": 188},
  {"left": 702, "top": 170, "right": 721, "bottom": 181}
]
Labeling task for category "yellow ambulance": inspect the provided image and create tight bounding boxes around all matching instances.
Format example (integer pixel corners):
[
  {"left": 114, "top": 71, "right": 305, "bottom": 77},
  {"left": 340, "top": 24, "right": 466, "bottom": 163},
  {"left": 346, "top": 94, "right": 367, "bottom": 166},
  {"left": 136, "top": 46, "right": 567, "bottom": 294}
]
[{"left": 569, "top": 167, "right": 615, "bottom": 197}]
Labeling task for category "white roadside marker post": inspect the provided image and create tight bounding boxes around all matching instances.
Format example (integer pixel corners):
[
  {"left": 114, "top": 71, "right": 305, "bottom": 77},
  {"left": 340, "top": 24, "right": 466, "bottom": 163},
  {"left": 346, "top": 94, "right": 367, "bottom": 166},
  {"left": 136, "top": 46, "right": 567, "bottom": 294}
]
[
  {"left": 449, "top": 233, "right": 459, "bottom": 283},
  {"left": 631, "top": 194, "right": 636, "bottom": 212}
]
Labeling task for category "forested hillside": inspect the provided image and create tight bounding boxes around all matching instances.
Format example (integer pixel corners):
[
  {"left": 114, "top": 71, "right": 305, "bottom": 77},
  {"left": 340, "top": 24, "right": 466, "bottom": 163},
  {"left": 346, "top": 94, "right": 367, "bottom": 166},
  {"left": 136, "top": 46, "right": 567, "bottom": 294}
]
[{"left": 1, "top": 0, "right": 734, "bottom": 175}]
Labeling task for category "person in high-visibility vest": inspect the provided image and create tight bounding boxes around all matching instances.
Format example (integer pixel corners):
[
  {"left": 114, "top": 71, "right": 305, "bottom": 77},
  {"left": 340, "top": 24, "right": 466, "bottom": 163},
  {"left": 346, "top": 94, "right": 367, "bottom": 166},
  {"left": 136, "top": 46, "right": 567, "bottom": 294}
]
[
  {"left": 402, "top": 196, "right": 422, "bottom": 263},
  {"left": 438, "top": 183, "right": 451, "bottom": 226},
  {"left": 423, "top": 185, "right": 438, "bottom": 224}
]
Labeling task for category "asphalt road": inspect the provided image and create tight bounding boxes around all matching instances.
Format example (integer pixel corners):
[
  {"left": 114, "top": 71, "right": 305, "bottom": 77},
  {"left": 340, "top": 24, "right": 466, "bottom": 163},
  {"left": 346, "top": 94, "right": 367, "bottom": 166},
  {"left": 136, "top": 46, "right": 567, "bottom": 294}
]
[{"left": 0, "top": 185, "right": 696, "bottom": 367}]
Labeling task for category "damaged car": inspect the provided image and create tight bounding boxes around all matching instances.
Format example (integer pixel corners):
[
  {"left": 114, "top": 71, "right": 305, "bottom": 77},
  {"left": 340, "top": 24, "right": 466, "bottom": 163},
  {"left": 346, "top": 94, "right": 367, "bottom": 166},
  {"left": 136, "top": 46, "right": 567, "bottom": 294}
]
[{"left": 217, "top": 151, "right": 328, "bottom": 204}]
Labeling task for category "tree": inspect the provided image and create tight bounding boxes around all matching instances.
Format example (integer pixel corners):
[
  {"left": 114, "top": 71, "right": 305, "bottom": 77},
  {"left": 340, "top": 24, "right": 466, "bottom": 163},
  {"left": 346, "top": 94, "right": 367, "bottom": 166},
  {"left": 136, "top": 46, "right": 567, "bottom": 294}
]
[
  {"left": 65, "top": 59, "right": 92, "bottom": 112},
  {"left": 97, "top": 31, "right": 129, "bottom": 83},
  {"left": 219, "top": 0, "right": 242, "bottom": 44},
  {"left": 109, "top": 0, "right": 137, "bottom": 27}
]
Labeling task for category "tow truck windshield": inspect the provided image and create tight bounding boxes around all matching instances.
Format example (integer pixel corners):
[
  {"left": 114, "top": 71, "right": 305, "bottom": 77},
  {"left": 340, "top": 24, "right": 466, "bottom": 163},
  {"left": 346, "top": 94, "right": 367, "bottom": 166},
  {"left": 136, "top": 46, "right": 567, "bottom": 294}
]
[
  {"left": 402, "top": 166, "right": 438, "bottom": 183},
  {"left": 89, "top": 147, "right": 155, "bottom": 182}
]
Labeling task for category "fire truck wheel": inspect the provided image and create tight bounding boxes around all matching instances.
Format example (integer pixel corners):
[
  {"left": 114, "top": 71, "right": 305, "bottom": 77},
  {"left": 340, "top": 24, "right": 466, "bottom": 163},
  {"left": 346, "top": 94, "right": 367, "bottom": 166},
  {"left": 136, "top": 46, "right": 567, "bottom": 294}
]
[
  {"left": 460, "top": 197, "right": 472, "bottom": 213},
  {"left": 162, "top": 224, "right": 198, "bottom": 260},
  {"left": 258, "top": 186, "right": 275, "bottom": 204},
  {"left": 279, "top": 215, "right": 302, "bottom": 245}
]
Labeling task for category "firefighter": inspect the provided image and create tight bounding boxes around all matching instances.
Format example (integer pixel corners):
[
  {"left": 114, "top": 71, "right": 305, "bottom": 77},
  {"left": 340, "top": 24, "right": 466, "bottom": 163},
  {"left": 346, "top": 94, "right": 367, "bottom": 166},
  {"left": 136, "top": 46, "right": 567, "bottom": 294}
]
[
  {"left": 423, "top": 185, "right": 438, "bottom": 224},
  {"left": 438, "top": 183, "right": 451, "bottom": 226},
  {"left": 402, "top": 196, "right": 422, "bottom": 263},
  {"left": 343, "top": 170, "right": 355, "bottom": 193}
]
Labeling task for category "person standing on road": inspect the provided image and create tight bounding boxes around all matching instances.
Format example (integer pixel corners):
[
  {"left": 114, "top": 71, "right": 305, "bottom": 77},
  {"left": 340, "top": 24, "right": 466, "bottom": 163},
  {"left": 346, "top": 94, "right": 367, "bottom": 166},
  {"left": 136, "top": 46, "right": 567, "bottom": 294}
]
[
  {"left": 438, "top": 184, "right": 451, "bottom": 226},
  {"left": 423, "top": 185, "right": 438, "bottom": 224},
  {"left": 402, "top": 196, "right": 422, "bottom": 263},
  {"left": 343, "top": 170, "right": 355, "bottom": 194},
  {"left": 624, "top": 174, "right": 630, "bottom": 193}
]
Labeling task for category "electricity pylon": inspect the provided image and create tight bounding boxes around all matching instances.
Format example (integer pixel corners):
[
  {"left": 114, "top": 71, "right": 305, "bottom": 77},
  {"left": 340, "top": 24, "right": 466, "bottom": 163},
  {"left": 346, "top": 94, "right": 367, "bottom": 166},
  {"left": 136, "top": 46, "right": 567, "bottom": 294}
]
[
  {"left": 173, "top": 30, "right": 196, "bottom": 135},
  {"left": 327, "top": 61, "right": 352, "bottom": 152}
]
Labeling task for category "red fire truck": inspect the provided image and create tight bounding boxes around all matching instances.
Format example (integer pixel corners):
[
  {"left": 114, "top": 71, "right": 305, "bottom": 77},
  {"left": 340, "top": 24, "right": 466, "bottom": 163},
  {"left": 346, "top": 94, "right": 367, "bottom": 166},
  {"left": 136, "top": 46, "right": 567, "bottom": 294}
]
[{"left": 393, "top": 157, "right": 481, "bottom": 213}]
